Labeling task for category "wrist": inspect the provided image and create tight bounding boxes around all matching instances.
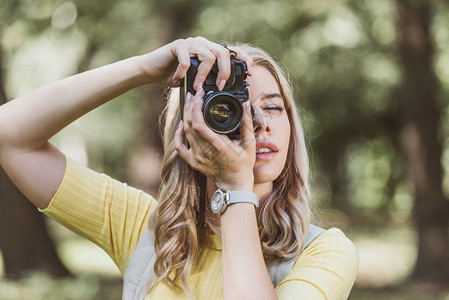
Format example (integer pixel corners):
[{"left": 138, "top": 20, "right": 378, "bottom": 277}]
[
  {"left": 133, "top": 54, "right": 156, "bottom": 85},
  {"left": 216, "top": 177, "right": 254, "bottom": 192},
  {"left": 211, "top": 189, "right": 258, "bottom": 215},
  {"left": 219, "top": 184, "right": 253, "bottom": 192}
]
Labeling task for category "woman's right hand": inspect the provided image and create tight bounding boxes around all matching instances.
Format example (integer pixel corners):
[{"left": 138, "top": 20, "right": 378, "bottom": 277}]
[{"left": 139, "top": 36, "right": 253, "bottom": 90}]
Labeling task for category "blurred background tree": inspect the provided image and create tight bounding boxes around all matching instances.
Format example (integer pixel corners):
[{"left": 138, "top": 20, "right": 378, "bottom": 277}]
[
  {"left": 1, "top": 0, "right": 449, "bottom": 298},
  {"left": 395, "top": 0, "right": 449, "bottom": 281}
]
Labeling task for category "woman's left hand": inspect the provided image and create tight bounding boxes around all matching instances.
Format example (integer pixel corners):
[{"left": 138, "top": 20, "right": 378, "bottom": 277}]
[{"left": 174, "top": 88, "right": 256, "bottom": 191}]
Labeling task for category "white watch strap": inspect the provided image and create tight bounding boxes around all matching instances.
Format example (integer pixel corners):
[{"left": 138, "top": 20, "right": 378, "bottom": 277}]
[{"left": 227, "top": 191, "right": 259, "bottom": 208}]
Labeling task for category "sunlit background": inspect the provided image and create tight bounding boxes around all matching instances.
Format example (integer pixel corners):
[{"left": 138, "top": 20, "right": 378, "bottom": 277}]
[{"left": 1, "top": 0, "right": 449, "bottom": 299}]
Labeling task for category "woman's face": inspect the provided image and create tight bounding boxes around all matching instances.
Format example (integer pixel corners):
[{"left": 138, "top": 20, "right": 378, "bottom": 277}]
[{"left": 247, "top": 66, "right": 291, "bottom": 184}]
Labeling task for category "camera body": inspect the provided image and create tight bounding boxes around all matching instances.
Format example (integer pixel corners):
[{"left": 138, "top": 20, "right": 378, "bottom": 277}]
[{"left": 180, "top": 58, "right": 250, "bottom": 140}]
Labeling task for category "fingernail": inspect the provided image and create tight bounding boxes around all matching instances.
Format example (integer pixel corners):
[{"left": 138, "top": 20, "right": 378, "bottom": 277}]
[
  {"left": 178, "top": 120, "right": 183, "bottom": 128},
  {"left": 195, "top": 95, "right": 203, "bottom": 104},
  {"left": 198, "top": 88, "right": 206, "bottom": 99},
  {"left": 218, "top": 79, "right": 226, "bottom": 91},
  {"left": 197, "top": 85, "right": 205, "bottom": 95},
  {"left": 250, "top": 66, "right": 254, "bottom": 76},
  {"left": 196, "top": 81, "right": 203, "bottom": 91},
  {"left": 186, "top": 92, "right": 192, "bottom": 103}
]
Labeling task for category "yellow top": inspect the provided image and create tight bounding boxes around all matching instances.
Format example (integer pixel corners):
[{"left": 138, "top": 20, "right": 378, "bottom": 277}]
[{"left": 40, "top": 157, "right": 359, "bottom": 300}]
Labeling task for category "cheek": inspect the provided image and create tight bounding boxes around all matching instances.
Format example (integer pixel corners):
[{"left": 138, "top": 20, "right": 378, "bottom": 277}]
[
  {"left": 274, "top": 117, "right": 291, "bottom": 167},
  {"left": 280, "top": 117, "right": 291, "bottom": 149}
]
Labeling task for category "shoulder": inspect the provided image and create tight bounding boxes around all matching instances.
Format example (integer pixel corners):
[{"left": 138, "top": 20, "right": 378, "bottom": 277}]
[
  {"left": 41, "top": 155, "right": 158, "bottom": 273},
  {"left": 305, "top": 227, "right": 357, "bottom": 253},
  {"left": 275, "top": 227, "right": 358, "bottom": 299},
  {"left": 301, "top": 227, "right": 358, "bottom": 266},
  {"left": 297, "top": 226, "right": 359, "bottom": 282}
]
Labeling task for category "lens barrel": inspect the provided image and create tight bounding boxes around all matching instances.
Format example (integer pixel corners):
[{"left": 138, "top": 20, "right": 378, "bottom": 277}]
[{"left": 203, "top": 92, "right": 244, "bottom": 135}]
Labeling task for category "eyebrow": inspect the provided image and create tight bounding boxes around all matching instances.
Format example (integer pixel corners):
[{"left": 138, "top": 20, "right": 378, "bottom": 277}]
[{"left": 260, "top": 93, "right": 283, "bottom": 101}]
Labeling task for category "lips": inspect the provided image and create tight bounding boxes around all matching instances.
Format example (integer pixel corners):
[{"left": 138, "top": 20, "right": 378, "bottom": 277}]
[
  {"left": 256, "top": 141, "right": 278, "bottom": 160},
  {"left": 256, "top": 141, "right": 279, "bottom": 153}
]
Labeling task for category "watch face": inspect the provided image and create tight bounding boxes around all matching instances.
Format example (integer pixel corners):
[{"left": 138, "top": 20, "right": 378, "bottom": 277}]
[{"left": 211, "top": 190, "right": 224, "bottom": 213}]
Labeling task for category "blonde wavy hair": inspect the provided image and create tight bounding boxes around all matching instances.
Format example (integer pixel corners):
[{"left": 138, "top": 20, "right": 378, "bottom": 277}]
[{"left": 147, "top": 43, "right": 312, "bottom": 297}]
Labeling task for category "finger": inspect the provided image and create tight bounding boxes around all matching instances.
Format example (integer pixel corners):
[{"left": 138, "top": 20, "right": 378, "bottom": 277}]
[
  {"left": 183, "top": 89, "right": 203, "bottom": 130},
  {"left": 174, "top": 120, "right": 193, "bottom": 164},
  {"left": 238, "top": 101, "right": 256, "bottom": 150},
  {"left": 189, "top": 43, "right": 216, "bottom": 91},
  {"left": 201, "top": 42, "right": 231, "bottom": 90},
  {"left": 171, "top": 40, "right": 191, "bottom": 82},
  {"left": 189, "top": 90, "right": 226, "bottom": 149},
  {"left": 226, "top": 46, "right": 254, "bottom": 76},
  {"left": 193, "top": 56, "right": 215, "bottom": 91},
  {"left": 176, "top": 118, "right": 214, "bottom": 171},
  {"left": 183, "top": 88, "right": 210, "bottom": 148},
  {"left": 182, "top": 92, "right": 194, "bottom": 125},
  {"left": 182, "top": 109, "right": 221, "bottom": 169},
  {"left": 213, "top": 48, "right": 231, "bottom": 91},
  {"left": 191, "top": 37, "right": 230, "bottom": 90}
]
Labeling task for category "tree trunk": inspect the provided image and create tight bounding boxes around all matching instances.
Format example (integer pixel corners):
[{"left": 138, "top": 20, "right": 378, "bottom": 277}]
[
  {"left": 395, "top": 0, "right": 449, "bottom": 281},
  {"left": 0, "top": 46, "right": 70, "bottom": 278}
]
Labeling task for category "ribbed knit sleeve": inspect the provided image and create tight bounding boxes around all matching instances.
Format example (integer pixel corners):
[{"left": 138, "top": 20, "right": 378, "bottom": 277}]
[
  {"left": 39, "top": 156, "right": 158, "bottom": 274},
  {"left": 275, "top": 228, "right": 359, "bottom": 300}
]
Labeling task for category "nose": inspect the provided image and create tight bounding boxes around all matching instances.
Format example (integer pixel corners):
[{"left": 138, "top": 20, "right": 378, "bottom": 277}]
[{"left": 252, "top": 107, "right": 271, "bottom": 135}]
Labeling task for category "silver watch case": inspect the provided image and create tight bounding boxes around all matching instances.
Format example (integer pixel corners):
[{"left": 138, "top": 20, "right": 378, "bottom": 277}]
[
  {"left": 211, "top": 189, "right": 228, "bottom": 214},
  {"left": 211, "top": 189, "right": 259, "bottom": 214}
]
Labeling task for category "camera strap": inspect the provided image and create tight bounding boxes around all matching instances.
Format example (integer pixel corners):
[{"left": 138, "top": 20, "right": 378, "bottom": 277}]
[{"left": 199, "top": 172, "right": 207, "bottom": 228}]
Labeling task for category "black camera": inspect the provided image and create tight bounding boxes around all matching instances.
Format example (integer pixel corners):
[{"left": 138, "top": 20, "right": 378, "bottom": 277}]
[{"left": 180, "top": 58, "right": 250, "bottom": 140}]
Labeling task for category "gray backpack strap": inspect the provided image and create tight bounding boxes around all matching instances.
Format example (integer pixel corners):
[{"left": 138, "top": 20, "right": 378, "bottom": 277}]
[
  {"left": 123, "top": 228, "right": 157, "bottom": 300},
  {"left": 266, "top": 224, "right": 326, "bottom": 287}
]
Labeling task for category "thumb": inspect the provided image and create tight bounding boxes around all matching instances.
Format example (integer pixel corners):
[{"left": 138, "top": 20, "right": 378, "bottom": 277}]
[{"left": 239, "top": 101, "right": 255, "bottom": 150}]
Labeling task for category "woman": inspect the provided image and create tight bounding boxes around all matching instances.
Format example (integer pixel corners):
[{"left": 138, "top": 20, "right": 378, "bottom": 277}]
[{"left": 0, "top": 36, "right": 358, "bottom": 299}]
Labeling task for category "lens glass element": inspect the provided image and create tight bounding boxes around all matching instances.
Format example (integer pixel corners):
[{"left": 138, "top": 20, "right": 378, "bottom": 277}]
[{"left": 212, "top": 104, "right": 232, "bottom": 123}]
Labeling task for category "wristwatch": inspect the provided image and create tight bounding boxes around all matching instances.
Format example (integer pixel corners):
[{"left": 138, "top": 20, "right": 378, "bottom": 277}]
[{"left": 211, "top": 188, "right": 259, "bottom": 214}]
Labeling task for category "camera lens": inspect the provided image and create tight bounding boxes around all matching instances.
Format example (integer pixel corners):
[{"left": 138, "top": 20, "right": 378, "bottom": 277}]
[
  {"left": 203, "top": 92, "right": 243, "bottom": 135},
  {"left": 212, "top": 104, "right": 232, "bottom": 123}
]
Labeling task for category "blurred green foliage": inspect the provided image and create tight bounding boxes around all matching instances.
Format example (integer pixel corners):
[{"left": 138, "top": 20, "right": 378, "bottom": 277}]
[{"left": 1, "top": 0, "right": 449, "bottom": 295}]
